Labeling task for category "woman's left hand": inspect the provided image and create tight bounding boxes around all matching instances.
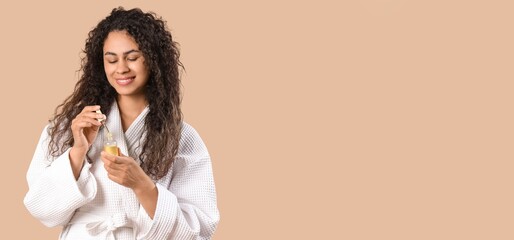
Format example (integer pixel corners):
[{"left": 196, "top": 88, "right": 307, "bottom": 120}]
[{"left": 100, "top": 151, "right": 155, "bottom": 193}]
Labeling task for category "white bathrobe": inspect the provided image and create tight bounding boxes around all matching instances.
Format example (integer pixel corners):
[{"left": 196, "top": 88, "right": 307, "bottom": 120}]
[{"left": 24, "top": 102, "right": 220, "bottom": 239}]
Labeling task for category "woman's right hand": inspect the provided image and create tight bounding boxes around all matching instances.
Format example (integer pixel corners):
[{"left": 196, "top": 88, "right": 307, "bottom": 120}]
[{"left": 70, "top": 105, "right": 105, "bottom": 160}]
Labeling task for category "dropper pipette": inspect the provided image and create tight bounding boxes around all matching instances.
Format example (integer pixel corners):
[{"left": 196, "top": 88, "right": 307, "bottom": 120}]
[{"left": 96, "top": 110, "right": 113, "bottom": 140}]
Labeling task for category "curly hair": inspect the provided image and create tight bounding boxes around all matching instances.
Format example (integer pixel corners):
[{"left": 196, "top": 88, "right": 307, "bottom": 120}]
[{"left": 48, "top": 7, "right": 183, "bottom": 180}]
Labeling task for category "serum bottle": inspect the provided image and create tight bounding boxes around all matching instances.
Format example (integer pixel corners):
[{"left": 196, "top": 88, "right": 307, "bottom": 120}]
[{"left": 103, "top": 132, "right": 119, "bottom": 156}]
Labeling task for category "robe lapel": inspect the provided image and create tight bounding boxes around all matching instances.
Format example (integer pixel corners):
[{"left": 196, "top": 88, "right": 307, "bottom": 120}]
[
  {"left": 104, "top": 101, "right": 150, "bottom": 220},
  {"left": 124, "top": 106, "right": 149, "bottom": 164}
]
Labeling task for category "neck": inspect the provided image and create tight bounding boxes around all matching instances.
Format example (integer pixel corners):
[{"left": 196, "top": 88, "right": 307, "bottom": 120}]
[{"left": 116, "top": 94, "right": 148, "bottom": 131}]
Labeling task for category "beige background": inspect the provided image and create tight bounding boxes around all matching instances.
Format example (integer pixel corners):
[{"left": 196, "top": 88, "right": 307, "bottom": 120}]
[{"left": 1, "top": 0, "right": 514, "bottom": 239}]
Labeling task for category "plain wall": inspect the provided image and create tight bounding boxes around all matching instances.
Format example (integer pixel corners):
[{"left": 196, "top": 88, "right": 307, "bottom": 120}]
[{"left": 2, "top": 0, "right": 514, "bottom": 239}]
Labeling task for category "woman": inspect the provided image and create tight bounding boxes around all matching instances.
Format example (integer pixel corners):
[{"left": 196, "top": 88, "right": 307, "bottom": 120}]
[{"left": 23, "top": 7, "right": 220, "bottom": 239}]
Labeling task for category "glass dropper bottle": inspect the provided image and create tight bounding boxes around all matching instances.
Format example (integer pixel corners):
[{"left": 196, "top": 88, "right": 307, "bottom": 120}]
[{"left": 103, "top": 131, "right": 119, "bottom": 156}]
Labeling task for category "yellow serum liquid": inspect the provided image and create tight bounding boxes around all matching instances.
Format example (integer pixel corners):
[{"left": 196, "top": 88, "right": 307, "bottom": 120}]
[
  {"left": 104, "top": 131, "right": 119, "bottom": 156},
  {"left": 104, "top": 144, "right": 119, "bottom": 156}
]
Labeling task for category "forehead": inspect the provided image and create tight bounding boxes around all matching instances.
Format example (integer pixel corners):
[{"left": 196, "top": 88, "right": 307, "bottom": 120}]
[{"left": 103, "top": 31, "right": 140, "bottom": 53}]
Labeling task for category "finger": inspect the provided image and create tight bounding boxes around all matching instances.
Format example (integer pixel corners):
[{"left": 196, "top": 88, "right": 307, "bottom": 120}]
[
  {"left": 103, "top": 160, "right": 123, "bottom": 172},
  {"left": 102, "top": 157, "right": 123, "bottom": 172},
  {"left": 101, "top": 151, "right": 117, "bottom": 162},
  {"left": 78, "top": 112, "right": 106, "bottom": 122},
  {"left": 102, "top": 153, "right": 130, "bottom": 171},
  {"left": 76, "top": 114, "right": 104, "bottom": 124},
  {"left": 74, "top": 121, "right": 96, "bottom": 129},
  {"left": 77, "top": 117, "right": 102, "bottom": 127},
  {"left": 104, "top": 163, "right": 129, "bottom": 182},
  {"left": 107, "top": 173, "right": 123, "bottom": 185},
  {"left": 73, "top": 114, "right": 101, "bottom": 125},
  {"left": 89, "top": 124, "right": 101, "bottom": 132},
  {"left": 114, "top": 155, "right": 136, "bottom": 165},
  {"left": 80, "top": 105, "right": 101, "bottom": 113},
  {"left": 74, "top": 120, "right": 101, "bottom": 128}
]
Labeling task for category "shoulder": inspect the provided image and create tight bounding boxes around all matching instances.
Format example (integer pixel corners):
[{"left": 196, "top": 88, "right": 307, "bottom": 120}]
[
  {"left": 178, "top": 122, "right": 210, "bottom": 159},
  {"left": 39, "top": 123, "right": 53, "bottom": 144}
]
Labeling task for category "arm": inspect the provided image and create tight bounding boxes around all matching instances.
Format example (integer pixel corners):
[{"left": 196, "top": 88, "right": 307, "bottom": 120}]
[
  {"left": 137, "top": 156, "right": 219, "bottom": 239},
  {"left": 135, "top": 125, "right": 220, "bottom": 240},
  {"left": 23, "top": 126, "right": 97, "bottom": 227}
]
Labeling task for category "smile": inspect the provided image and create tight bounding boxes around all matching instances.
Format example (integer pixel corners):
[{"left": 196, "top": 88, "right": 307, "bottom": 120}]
[{"left": 116, "top": 77, "right": 135, "bottom": 86}]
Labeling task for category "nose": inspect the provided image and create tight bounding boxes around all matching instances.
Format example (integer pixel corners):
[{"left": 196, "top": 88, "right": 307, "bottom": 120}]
[{"left": 116, "top": 60, "right": 130, "bottom": 74}]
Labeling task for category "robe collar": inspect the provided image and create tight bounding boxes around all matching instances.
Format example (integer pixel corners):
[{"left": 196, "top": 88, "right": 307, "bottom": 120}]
[{"left": 103, "top": 100, "right": 149, "bottom": 161}]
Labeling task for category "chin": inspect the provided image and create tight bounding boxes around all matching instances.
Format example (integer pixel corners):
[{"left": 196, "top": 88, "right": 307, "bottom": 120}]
[{"left": 117, "top": 89, "right": 146, "bottom": 98}]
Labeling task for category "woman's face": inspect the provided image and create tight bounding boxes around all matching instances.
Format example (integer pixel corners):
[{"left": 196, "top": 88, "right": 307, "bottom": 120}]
[{"left": 103, "top": 30, "right": 150, "bottom": 98}]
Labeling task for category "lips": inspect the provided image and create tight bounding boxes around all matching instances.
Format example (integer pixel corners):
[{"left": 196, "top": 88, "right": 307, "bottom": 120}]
[{"left": 115, "top": 77, "right": 135, "bottom": 86}]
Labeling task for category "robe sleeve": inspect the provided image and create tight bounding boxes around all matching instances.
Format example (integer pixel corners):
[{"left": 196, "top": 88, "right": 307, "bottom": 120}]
[
  {"left": 135, "top": 124, "right": 220, "bottom": 239},
  {"left": 23, "top": 125, "right": 97, "bottom": 227}
]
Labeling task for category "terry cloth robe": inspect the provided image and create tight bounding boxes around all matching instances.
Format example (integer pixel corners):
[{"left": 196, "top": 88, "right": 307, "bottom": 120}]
[{"left": 24, "top": 102, "right": 220, "bottom": 239}]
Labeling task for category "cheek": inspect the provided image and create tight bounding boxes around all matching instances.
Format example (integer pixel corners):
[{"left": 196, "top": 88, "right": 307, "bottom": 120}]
[
  {"left": 134, "top": 63, "right": 150, "bottom": 77},
  {"left": 104, "top": 63, "right": 115, "bottom": 75},
  {"left": 133, "top": 61, "right": 145, "bottom": 72}
]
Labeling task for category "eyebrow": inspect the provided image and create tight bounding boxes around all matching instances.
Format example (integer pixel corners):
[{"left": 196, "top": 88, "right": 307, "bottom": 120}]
[{"left": 104, "top": 49, "right": 141, "bottom": 56}]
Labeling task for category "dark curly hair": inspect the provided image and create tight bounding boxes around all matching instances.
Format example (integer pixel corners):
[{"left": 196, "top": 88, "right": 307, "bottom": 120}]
[{"left": 48, "top": 7, "right": 183, "bottom": 180}]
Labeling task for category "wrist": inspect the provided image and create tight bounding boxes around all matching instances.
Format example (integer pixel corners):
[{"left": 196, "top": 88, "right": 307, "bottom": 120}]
[
  {"left": 69, "top": 147, "right": 87, "bottom": 179},
  {"left": 134, "top": 177, "right": 156, "bottom": 196},
  {"left": 69, "top": 147, "right": 87, "bottom": 163}
]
